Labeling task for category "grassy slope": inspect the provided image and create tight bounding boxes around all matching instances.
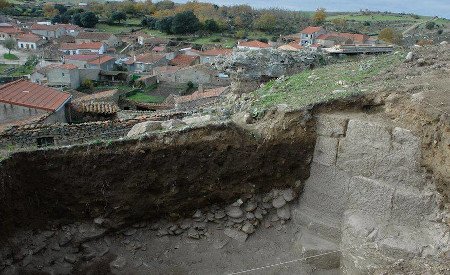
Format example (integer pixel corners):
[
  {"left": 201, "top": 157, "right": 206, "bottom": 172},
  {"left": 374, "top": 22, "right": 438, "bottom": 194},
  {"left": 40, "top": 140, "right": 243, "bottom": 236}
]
[
  {"left": 126, "top": 92, "right": 165, "bottom": 103},
  {"left": 251, "top": 53, "right": 404, "bottom": 111},
  {"left": 327, "top": 13, "right": 430, "bottom": 22}
]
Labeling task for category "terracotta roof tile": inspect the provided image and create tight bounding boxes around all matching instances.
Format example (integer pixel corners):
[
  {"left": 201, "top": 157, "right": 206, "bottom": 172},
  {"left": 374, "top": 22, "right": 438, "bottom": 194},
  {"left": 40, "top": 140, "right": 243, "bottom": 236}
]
[
  {"left": 175, "top": 86, "right": 228, "bottom": 104},
  {"left": 60, "top": 42, "right": 103, "bottom": 50},
  {"left": 0, "top": 79, "right": 72, "bottom": 111},
  {"left": 169, "top": 54, "right": 199, "bottom": 67},
  {"left": 0, "top": 27, "right": 23, "bottom": 34},
  {"left": 201, "top": 48, "right": 233, "bottom": 56},
  {"left": 238, "top": 40, "right": 271, "bottom": 48},
  {"left": 87, "top": 55, "right": 115, "bottom": 65},
  {"left": 301, "top": 26, "right": 324, "bottom": 34},
  {"left": 76, "top": 32, "right": 114, "bottom": 40},
  {"left": 17, "top": 33, "right": 42, "bottom": 43}
]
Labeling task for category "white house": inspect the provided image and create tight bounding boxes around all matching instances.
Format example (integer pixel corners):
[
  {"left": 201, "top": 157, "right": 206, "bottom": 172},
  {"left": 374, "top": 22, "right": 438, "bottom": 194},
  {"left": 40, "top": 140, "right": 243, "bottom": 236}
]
[
  {"left": 299, "top": 26, "right": 326, "bottom": 46},
  {"left": 60, "top": 42, "right": 106, "bottom": 55},
  {"left": 17, "top": 33, "right": 46, "bottom": 51}
]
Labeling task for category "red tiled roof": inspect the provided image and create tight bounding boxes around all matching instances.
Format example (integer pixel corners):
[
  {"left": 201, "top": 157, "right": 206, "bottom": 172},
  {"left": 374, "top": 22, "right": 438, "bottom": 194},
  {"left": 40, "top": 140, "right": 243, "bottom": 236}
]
[
  {"left": 31, "top": 24, "right": 61, "bottom": 31},
  {"left": 152, "top": 46, "right": 165, "bottom": 52},
  {"left": 169, "top": 54, "right": 199, "bottom": 67},
  {"left": 60, "top": 42, "right": 103, "bottom": 50},
  {"left": 201, "top": 48, "right": 233, "bottom": 56},
  {"left": 175, "top": 86, "right": 228, "bottom": 104},
  {"left": 238, "top": 40, "right": 271, "bottom": 49},
  {"left": 153, "top": 65, "right": 181, "bottom": 74},
  {"left": 0, "top": 79, "right": 72, "bottom": 111},
  {"left": 0, "top": 27, "right": 23, "bottom": 35},
  {"left": 87, "top": 55, "right": 115, "bottom": 65},
  {"left": 301, "top": 26, "right": 324, "bottom": 34},
  {"left": 17, "top": 33, "right": 42, "bottom": 42},
  {"left": 76, "top": 32, "right": 114, "bottom": 40},
  {"left": 288, "top": 41, "right": 303, "bottom": 49},
  {"left": 59, "top": 64, "right": 78, "bottom": 70}
]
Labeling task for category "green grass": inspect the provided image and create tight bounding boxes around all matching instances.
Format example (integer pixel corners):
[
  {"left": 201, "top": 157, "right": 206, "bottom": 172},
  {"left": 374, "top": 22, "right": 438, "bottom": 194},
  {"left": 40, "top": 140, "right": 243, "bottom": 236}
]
[
  {"left": 95, "top": 23, "right": 136, "bottom": 34},
  {"left": 190, "top": 35, "right": 237, "bottom": 48},
  {"left": 3, "top": 53, "right": 19, "bottom": 60},
  {"left": 251, "top": 53, "right": 404, "bottom": 111},
  {"left": 327, "top": 14, "right": 429, "bottom": 22},
  {"left": 126, "top": 92, "right": 165, "bottom": 103}
]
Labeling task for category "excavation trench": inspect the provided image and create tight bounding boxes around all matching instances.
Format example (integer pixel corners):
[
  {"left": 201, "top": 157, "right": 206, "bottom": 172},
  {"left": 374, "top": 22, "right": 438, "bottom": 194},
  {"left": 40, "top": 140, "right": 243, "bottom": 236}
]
[{"left": 0, "top": 97, "right": 449, "bottom": 274}]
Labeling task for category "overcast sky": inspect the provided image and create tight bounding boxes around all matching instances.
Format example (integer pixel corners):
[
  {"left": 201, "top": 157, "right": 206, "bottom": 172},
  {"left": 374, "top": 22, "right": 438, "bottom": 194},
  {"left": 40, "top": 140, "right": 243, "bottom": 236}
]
[{"left": 171, "top": 0, "right": 450, "bottom": 18}]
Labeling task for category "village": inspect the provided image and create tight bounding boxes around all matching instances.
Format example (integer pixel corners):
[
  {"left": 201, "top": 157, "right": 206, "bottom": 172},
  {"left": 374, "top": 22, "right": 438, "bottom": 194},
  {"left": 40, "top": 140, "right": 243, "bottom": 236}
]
[
  {"left": 0, "top": 12, "right": 401, "bottom": 149},
  {"left": 0, "top": 1, "right": 449, "bottom": 274}
]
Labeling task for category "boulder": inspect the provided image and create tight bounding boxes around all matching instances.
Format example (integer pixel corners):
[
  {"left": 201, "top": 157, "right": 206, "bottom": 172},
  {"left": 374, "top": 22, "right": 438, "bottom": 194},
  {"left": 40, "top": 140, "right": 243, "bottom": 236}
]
[
  {"left": 405, "top": 52, "right": 414, "bottom": 62},
  {"left": 127, "top": 121, "right": 162, "bottom": 137},
  {"left": 182, "top": 115, "right": 212, "bottom": 125},
  {"left": 161, "top": 119, "right": 186, "bottom": 130},
  {"left": 224, "top": 228, "right": 248, "bottom": 243}
]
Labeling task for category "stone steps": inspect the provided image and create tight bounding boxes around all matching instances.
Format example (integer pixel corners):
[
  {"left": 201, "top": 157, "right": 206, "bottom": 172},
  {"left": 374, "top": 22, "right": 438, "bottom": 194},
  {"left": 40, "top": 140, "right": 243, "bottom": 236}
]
[
  {"left": 294, "top": 229, "right": 341, "bottom": 270},
  {"left": 298, "top": 186, "right": 347, "bottom": 218},
  {"left": 293, "top": 204, "right": 342, "bottom": 243}
]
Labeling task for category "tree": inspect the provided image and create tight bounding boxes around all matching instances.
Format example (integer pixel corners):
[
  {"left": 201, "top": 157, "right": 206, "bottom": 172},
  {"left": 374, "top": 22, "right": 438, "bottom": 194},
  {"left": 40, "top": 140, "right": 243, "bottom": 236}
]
[
  {"left": 142, "top": 17, "right": 158, "bottom": 29},
  {"left": 4, "top": 37, "right": 16, "bottom": 54},
  {"left": 156, "top": 16, "right": 174, "bottom": 33},
  {"left": 72, "top": 13, "right": 82, "bottom": 26},
  {"left": 255, "top": 12, "right": 277, "bottom": 32},
  {"left": 171, "top": 11, "right": 200, "bottom": 34},
  {"left": 425, "top": 21, "right": 436, "bottom": 30},
  {"left": 332, "top": 18, "right": 347, "bottom": 31},
  {"left": 313, "top": 8, "right": 326, "bottom": 25},
  {"left": 43, "top": 3, "right": 59, "bottom": 18},
  {"left": 378, "top": 28, "right": 403, "bottom": 45},
  {"left": 0, "top": 0, "right": 11, "bottom": 9},
  {"left": 80, "top": 12, "right": 99, "bottom": 28},
  {"left": 203, "top": 19, "right": 219, "bottom": 32},
  {"left": 110, "top": 11, "right": 127, "bottom": 24}
]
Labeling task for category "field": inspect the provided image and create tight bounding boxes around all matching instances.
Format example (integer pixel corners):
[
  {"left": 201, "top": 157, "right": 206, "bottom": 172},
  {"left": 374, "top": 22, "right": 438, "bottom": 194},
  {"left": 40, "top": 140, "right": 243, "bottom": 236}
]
[
  {"left": 251, "top": 52, "right": 405, "bottom": 111},
  {"left": 126, "top": 92, "right": 165, "bottom": 103},
  {"left": 327, "top": 13, "right": 430, "bottom": 22}
]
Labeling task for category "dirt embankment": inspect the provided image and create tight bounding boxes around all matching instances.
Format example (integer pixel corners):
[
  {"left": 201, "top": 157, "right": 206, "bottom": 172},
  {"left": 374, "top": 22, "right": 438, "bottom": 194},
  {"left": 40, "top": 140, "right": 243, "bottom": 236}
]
[{"left": 0, "top": 111, "right": 316, "bottom": 239}]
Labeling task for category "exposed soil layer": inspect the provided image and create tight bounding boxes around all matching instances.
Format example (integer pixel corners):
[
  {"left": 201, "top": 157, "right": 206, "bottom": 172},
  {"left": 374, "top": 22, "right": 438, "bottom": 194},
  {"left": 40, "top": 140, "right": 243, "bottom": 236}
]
[{"left": 0, "top": 114, "right": 316, "bottom": 239}]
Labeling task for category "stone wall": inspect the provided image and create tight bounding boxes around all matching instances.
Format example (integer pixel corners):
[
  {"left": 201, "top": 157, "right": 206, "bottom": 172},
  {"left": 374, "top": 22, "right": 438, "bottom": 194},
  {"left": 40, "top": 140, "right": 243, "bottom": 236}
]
[
  {"left": 0, "top": 118, "right": 147, "bottom": 149},
  {"left": 214, "top": 48, "right": 319, "bottom": 93},
  {"left": 292, "top": 113, "right": 449, "bottom": 272}
]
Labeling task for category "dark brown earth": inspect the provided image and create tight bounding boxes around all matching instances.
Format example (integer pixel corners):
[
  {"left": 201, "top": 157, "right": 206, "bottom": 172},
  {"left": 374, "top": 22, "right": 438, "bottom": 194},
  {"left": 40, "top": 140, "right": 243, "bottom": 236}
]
[{"left": 0, "top": 114, "right": 316, "bottom": 240}]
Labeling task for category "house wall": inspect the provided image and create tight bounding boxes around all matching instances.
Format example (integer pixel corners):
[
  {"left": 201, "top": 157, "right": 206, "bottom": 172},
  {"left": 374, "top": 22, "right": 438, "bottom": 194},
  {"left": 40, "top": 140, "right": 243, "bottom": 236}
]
[
  {"left": 65, "top": 59, "right": 89, "bottom": 69},
  {"left": 316, "top": 39, "right": 335, "bottom": 47},
  {"left": 0, "top": 103, "right": 47, "bottom": 124},
  {"left": 47, "top": 69, "right": 80, "bottom": 89},
  {"left": 18, "top": 41, "right": 37, "bottom": 51},
  {"left": 0, "top": 32, "right": 15, "bottom": 41},
  {"left": 87, "top": 59, "right": 115, "bottom": 71},
  {"left": 30, "top": 72, "right": 46, "bottom": 84},
  {"left": 79, "top": 68, "right": 101, "bottom": 81},
  {"left": 133, "top": 58, "right": 168, "bottom": 73}
]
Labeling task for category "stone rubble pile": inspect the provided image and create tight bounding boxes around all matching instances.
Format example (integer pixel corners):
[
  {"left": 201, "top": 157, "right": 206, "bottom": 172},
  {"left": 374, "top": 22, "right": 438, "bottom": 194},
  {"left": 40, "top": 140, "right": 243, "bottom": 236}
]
[
  {"left": 0, "top": 188, "right": 298, "bottom": 274},
  {"left": 151, "top": 188, "right": 297, "bottom": 243}
]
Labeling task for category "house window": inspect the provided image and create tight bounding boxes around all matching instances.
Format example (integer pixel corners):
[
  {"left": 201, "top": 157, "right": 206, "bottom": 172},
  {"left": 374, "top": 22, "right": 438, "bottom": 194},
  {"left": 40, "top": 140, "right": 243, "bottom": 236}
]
[
  {"left": 31, "top": 44, "right": 34, "bottom": 49},
  {"left": 36, "top": 136, "right": 55, "bottom": 147},
  {"left": 62, "top": 73, "right": 65, "bottom": 77}
]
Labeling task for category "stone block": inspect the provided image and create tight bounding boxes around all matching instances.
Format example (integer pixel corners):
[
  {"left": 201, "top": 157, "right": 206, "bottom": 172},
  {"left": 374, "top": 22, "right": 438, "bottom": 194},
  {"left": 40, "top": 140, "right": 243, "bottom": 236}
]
[
  {"left": 347, "top": 176, "right": 394, "bottom": 223},
  {"left": 313, "top": 136, "right": 339, "bottom": 166},
  {"left": 316, "top": 114, "right": 348, "bottom": 137}
]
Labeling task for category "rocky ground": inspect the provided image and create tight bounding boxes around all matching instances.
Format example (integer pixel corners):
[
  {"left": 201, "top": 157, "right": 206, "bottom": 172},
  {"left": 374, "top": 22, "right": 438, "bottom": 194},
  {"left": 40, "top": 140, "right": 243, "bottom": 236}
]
[{"left": 2, "top": 188, "right": 335, "bottom": 274}]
